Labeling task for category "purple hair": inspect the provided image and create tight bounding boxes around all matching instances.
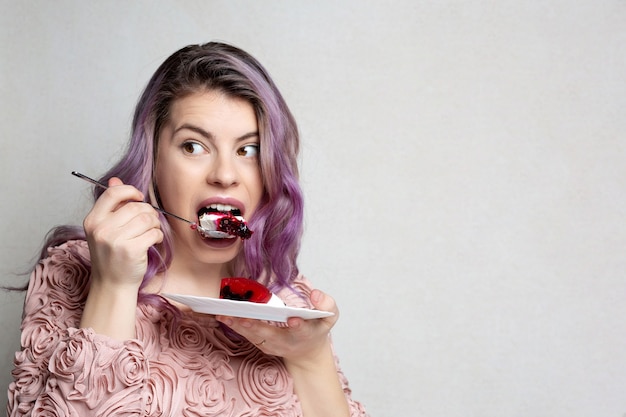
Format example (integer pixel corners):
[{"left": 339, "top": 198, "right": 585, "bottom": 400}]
[{"left": 36, "top": 42, "right": 304, "bottom": 302}]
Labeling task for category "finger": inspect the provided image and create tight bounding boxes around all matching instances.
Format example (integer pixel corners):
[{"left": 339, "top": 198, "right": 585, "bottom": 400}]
[
  {"left": 87, "top": 202, "right": 161, "bottom": 242},
  {"left": 91, "top": 185, "right": 144, "bottom": 218},
  {"left": 106, "top": 177, "right": 148, "bottom": 215},
  {"left": 217, "top": 316, "right": 264, "bottom": 332},
  {"left": 108, "top": 177, "right": 124, "bottom": 187},
  {"left": 126, "top": 226, "right": 164, "bottom": 251},
  {"left": 85, "top": 176, "right": 150, "bottom": 230},
  {"left": 216, "top": 316, "right": 274, "bottom": 345},
  {"left": 115, "top": 204, "right": 163, "bottom": 238},
  {"left": 309, "top": 289, "right": 339, "bottom": 324},
  {"left": 309, "top": 289, "right": 330, "bottom": 310},
  {"left": 122, "top": 210, "right": 164, "bottom": 244},
  {"left": 286, "top": 316, "right": 305, "bottom": 329}
]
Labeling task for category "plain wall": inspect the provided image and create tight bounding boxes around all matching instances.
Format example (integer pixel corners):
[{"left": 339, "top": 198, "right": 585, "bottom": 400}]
[{"left": 2, "top": 1, "right": 625, "bottom": 416}]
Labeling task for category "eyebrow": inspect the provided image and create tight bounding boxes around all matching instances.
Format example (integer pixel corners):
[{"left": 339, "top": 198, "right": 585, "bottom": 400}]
[{"left": 174, "top": 123, "right": 259, "bottom": 142}]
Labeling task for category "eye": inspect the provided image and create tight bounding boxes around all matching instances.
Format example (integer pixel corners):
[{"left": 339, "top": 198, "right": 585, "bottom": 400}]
[
  {"left": 181, "top": 141, "right": 204, "bottom": 155},
  {"left": 237, "top": 144, "right": 259, "bottom": 158}
]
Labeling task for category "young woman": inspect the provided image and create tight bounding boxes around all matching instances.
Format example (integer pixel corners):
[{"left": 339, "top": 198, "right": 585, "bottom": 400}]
[{"left": 7, "top": 42, "right": 368, "bottom": 417}]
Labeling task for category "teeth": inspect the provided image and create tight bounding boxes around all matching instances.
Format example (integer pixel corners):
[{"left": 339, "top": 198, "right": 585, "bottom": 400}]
[{"left": 208, "top": 203, "right": 238, "bottom": 212}]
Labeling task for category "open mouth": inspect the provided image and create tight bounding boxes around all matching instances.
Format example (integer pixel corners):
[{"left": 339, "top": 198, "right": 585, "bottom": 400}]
[
  {"left": 198, "top": 204, "right": 243, "bottom": 218},
  {"left": 197, "top": 204, "right": 253, "bottom": 240}
]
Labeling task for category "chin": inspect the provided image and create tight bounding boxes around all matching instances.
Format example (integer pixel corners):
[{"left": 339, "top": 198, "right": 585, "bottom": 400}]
[{"left": 196, "top": 240, "right": 242, "bottom": 264}]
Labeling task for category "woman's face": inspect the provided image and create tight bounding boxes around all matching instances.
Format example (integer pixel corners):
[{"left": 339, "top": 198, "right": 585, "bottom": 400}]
[{"left": 155, "top": 90, "right": 263, "bottom": 268}]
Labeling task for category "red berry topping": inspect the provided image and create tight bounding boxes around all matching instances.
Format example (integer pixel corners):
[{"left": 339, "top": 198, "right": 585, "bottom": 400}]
[
  {"left": 217, "top": 214, "right": 253, "bottom": 239},
  {"left": 197, "top": 208, "right": 253, "bottom": 240},
  {"left": 219, "top": 277, "right": 271, "bottom": 303}
]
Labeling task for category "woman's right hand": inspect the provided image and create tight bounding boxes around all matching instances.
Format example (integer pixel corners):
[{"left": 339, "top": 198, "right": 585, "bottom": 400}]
[
  {"left": 81, "top": 177, "right": 163, "bottom": 340},
  {"left": 83, "top": 177, "right": 164, "bottom": 290}
]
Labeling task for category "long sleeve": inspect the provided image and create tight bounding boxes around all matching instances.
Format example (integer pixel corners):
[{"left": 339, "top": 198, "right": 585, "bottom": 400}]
[
  {"left": 7, "top": 240, "right": 149, "bottom": 417},
  {"left": 7, "top": 240, "right": 369, "bottom": 416}
]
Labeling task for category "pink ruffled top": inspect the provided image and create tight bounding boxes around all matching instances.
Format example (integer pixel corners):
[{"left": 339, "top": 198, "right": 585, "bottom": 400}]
[{"left": 7, "top": 240, "right": 368, "bottom": 416}]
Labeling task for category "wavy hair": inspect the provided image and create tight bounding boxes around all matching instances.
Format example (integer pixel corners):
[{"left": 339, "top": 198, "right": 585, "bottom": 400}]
[{"left": 34, "top": 42, "right": 304, "bottom": 302}]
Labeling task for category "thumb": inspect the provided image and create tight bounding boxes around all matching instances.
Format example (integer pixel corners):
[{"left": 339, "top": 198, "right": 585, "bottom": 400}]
[
  {"left": 107, "top": 177, "right": 124, "bottom": 187},
  {"left": 310, "top": 289, "right": 336, "bottom": 313}
]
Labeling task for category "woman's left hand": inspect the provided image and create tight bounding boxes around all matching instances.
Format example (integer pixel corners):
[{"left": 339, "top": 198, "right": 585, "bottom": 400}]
[{"left": 216, "top": 288, "right": 339, "bottom": 366}]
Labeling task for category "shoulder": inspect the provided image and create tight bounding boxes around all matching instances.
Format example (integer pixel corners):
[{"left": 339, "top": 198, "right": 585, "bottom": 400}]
[
  {"left": 24, "top": 239, "right": 91, "bottom": 318},
  {"left": 41, "top": 239, "right": 90, "bottom": 265},
  {"left": 33, "top": 239, "right": 91, "bottom": 288}
]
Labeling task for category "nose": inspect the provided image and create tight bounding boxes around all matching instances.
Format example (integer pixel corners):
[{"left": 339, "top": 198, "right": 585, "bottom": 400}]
[{"left": 206, "top": 154, "right": 239, "bottom": 188}]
